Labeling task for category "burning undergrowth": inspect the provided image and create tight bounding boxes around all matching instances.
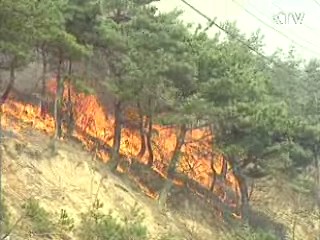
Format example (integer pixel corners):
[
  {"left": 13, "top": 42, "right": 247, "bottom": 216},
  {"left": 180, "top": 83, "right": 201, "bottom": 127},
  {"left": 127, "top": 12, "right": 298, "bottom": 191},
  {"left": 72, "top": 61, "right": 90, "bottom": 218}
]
[{"left": 2, "top": 79, "right": 242, "bottom": 219}]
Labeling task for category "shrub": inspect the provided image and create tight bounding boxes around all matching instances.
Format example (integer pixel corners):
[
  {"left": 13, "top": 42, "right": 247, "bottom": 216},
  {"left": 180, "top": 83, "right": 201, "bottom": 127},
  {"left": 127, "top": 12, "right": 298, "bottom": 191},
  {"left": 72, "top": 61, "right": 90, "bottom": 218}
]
[
  {"left": 77, "top": 199, "right": 148, "bottom": 240},
  {"left": 0, "top": 196, "right": 10, "bottom": 235},
  {"left": 158, "top": 232, "right": 184, "bottom": 240},
  {"left": 21, "top": 198, "right": 54, "bottom": 234},
  {"left": 235, "top": 224, "right": 278, "bottom": 240},
  {"left": 57, "top": 209, "right": 74, "bottom": 232}
]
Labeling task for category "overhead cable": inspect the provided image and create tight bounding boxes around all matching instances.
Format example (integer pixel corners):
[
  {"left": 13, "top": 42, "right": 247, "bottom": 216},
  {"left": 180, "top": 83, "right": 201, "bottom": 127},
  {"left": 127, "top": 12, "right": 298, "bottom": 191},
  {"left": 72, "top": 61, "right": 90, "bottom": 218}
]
[
  {"left": 179, "top": 0, "right": 299, "bottom": 70},
  {"left": 244, "top": 0, "right": 320, "bottom": 52},
  {"left": 231, "top": 0, "right": 320, "bottom": 57}
]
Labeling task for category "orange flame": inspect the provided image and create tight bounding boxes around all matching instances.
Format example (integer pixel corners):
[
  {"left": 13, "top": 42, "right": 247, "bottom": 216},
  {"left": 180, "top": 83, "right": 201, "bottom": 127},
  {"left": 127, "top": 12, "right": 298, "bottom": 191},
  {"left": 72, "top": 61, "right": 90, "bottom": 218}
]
[{"left": 3, "top": 79, "right": 241, "bottom": 216}]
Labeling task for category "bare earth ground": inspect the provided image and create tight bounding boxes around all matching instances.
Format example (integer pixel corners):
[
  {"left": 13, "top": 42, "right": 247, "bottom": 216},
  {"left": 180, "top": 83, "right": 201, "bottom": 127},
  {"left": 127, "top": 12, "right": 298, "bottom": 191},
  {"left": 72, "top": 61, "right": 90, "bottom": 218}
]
[
  {"left": 2, "top": 127, "right": 220, "bottom": 239},
  {"left": 1, "top": 121, "right": 319, "bottom": 240},
  {"left": 250, "top": 176, "right": 320, "bottom": 239}
]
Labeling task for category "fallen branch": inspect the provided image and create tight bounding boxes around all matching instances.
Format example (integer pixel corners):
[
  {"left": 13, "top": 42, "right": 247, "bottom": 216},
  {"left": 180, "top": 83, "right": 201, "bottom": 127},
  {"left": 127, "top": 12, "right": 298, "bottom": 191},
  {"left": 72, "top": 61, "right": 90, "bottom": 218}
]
[
  {"left": 248, "top": 179, "right": 254, "bottom": 201},
  {"left": 1, "top": 215, "right": 24, "bottom": 240},
  {"left": 184, "top": 132, "right": 212, "bottom": 144},
  {"left": 0, "top": 71, "right": 14, "bottom": 106}
]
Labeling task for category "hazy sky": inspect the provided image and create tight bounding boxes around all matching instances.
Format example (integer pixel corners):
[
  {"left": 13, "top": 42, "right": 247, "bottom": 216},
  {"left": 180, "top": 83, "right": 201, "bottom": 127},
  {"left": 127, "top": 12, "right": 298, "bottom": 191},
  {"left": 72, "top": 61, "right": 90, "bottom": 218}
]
[{"left": 154, "top": 0, "right": 320, "bottom": 61}]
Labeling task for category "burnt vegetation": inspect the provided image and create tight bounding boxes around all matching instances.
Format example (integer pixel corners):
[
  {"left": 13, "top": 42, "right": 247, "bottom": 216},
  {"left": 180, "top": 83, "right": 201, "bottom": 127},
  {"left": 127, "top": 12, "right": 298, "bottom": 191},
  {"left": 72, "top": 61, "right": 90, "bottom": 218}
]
[{"left": 0, "top": 0, "right": 319, "bottom": 239}]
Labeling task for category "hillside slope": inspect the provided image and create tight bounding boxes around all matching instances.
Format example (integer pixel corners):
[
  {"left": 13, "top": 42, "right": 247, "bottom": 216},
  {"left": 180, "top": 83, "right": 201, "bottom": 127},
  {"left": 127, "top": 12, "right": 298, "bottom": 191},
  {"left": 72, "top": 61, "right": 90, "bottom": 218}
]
[
  {"left": 2, "top": 128, "right": 217, "bottom": 239},
  {"left": 2, "top": 126, "right": 319, "bottom": 240}
]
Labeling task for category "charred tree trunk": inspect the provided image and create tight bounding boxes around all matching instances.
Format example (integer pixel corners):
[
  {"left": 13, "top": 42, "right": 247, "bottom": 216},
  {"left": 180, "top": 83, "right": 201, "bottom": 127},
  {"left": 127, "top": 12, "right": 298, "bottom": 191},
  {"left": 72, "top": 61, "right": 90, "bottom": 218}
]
[
  {"left": 210, "top": 166, "right": 217, "bottom": 192},
  {"left": 167, "top": 124, "right": 187, "bottom": 177},
  {"left": 0, "top": 60, "right": 15, "bottom": 235},
  {"left": 109, "top": 100, "right": 123, "bottom": 171},
  {"left": 221, "top": 158, "right": 228, "bottom": 178},
  {"left": 137, "top": 101, "right": 146, "bottom": 159},
  {"left": 158, "top": 124, "right": 187, "bottom": 208},
  {"left": 209, "top": 157, "right": 228, "bottom": 191},
  {"left": 66, "top": 60, "right": 74, "bottom": 137},
  {"left": 227, "top": 155, "right": 250, "bottom": 221},
  {"left": 209, "top": 125, "right": 216, "bottom": 191},
  {"left": 40, "top": 46, "right": 47, "bottom": 117},
  {"left": 9, "top": 64, "right": 14, "bottom": 91},
  {"left": 146, "top": 115, "right": 154, "bottom": 167},
  {"left": 209, "top": 125, "right": 228, "bottom": 191},
  {"left": 54, "top": 54, "right": 64, "bottom": 139},
  {"left": 313, "top": 145, "right": 320, "bottom": 209},
  {"left": 0, "top": 60, "right": 15, "bottom": 105}
]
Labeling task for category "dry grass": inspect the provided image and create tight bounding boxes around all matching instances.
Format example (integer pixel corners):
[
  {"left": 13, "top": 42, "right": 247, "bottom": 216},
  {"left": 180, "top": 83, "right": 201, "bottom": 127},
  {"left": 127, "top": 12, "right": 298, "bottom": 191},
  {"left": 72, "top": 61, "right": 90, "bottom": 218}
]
[
  {"left": 1, "top": 123, "right": 319, "bottom": 239},
  {"left": 2, "top": 128, "right": 214, "bottom": 239}
]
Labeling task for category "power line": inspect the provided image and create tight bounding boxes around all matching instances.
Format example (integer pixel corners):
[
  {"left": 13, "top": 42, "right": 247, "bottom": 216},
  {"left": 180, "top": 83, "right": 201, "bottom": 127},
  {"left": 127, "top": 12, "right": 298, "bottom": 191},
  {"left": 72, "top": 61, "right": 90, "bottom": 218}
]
[
  {"left": 179, "top": 0, "right": 271, "bottom": 61},
  {"left": 313, "top": 0, "right": 320, "bottom": 7},
  {"left": 231, "top": 0, "right": 320, "bottom": 57},
  {"left": 179, "top": 0, "right": 299, "bottom": 70},
  {"left": 272, "top": 1, "right": 320, "bottom": 35},
  {"left": 243, "top": 0, "right": 320, "bottom": 51}
]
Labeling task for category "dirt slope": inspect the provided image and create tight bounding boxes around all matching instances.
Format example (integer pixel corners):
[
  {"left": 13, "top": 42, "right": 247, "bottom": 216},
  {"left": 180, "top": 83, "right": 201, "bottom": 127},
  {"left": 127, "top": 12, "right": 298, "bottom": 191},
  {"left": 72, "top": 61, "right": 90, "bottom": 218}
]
[
  {"left": 2, "top": 126, "right": 320, "bottom": 240},
  {"left": 2, "top": 128, "right": 218, "bottom": 239},
  {"left": 250, "top": 176, "right": 320, "bottom": 239}
]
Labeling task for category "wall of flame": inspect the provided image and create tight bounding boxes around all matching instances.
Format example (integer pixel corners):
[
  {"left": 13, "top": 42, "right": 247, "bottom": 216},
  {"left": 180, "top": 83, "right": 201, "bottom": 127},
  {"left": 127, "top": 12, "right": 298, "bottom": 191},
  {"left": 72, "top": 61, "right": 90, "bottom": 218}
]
[{"left": 2, "top": 79, "right": 240, "bottom": 205}]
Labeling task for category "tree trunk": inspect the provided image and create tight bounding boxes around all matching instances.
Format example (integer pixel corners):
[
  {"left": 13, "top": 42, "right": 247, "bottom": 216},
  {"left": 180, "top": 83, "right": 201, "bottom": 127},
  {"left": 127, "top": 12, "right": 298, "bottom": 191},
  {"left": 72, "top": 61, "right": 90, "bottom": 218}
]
[
  {"left": 0, "top": 61, "right": 15, "bottom": 105},
  {"left": 221, "top": 158, "right": 228, "bottom": 178},
  {"left": 209, "top": 125, "right": 228, "bottom": 191},
  {"left": 40, "top": 47, "right": 47, "bottom": 117},
  {"left": 54, "top": 55, "right": 64, "bottom": 139},
  {"left": 66, "top": 60, "right": 74, "bottom": 137},
  {"left": 9, "top": 64, "right": 14, "bottom": 91},
  {"left": 158, "top": 124, "right": 187, "bottom": 208},
  {"left": 167, "top": 124, "right": 187, "bottom": 177},
  {"left": 227, "top": 155, "right": 250, "bottom": 221},
  {"left": 109, "top": 100, "right": 122, "bottom": 171},
  {"left": 137, "top": 101, "right": 146, "bottom": 159},
  {"left": 209, "top": 167, "right": 217, "bottom": 192},
  {"left": 146, "top": 115, "right": 154, "bottom": 167},
  {"left": 210, "top": 157, "right": 228, "bottom": 196},
  {"left": 0, "top": 61, "right": 15, "bottom": 236},
  {"left": 313, "top": 146, "right": 320, "bottom": 209}
]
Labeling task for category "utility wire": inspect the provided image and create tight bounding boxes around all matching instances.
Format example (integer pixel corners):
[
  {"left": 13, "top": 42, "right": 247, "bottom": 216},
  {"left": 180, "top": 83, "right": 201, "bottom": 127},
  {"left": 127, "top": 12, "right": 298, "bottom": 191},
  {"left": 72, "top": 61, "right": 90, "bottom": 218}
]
[
  {"left": 313, "top": 0, "right": 320, "bottom": 7},
  {"left": 179, "top": 0, "right": 297, "bottom": 71},
  {"left": 181, "top": 0, "right": 320, "bottom": 59},
  {"left": 179, "top": 0, "right": 273, "bottom": 62},
  {"left": 272, "top": 1, "right": 320, "bottom": 35},
  {"left": 244, "top": 0, "right": 320, "bottom": 51},
  {"left": 231, "top": 0, "right": 320, "bottom": 57}
]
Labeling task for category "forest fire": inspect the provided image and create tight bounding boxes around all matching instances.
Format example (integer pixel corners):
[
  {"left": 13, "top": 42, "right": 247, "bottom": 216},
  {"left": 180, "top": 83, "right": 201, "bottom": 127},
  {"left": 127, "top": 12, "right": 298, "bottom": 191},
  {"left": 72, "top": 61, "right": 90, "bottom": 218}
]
[{"left": 1, "top": 79, "right": 241, "bottom": 217}]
